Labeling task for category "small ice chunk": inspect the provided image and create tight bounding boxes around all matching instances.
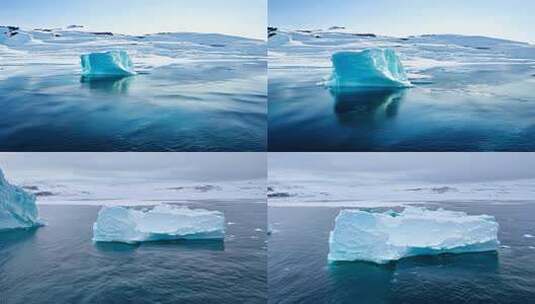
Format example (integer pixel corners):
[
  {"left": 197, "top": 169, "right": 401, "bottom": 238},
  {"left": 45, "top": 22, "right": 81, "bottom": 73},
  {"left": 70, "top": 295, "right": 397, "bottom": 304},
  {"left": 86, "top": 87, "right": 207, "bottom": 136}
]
[
  {"left": 326, "top": 48, "right": 412, "bottom": 88},
  {"left": 0, "top": 169, "right": 43, "bottom": 230},
  {"left": 92, "top": 204, "right": 224, "bottom": 243},
  {"left": 80, "top": 50, "right": 137, "bottom": 77},
  {"left": 524, "top": 234, "right": 534, "bottom": 238},
  {"left": 328, "top": 207, "right": 499, "bottom": 264}
]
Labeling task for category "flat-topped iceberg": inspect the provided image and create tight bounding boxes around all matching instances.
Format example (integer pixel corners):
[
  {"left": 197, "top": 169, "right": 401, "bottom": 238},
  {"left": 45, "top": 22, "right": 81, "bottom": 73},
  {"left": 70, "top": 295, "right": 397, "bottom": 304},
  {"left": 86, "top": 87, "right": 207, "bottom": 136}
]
[
  {"left": 80, "top": 50, "right": 136, "bottom": 77},
  {"left": 0, "top": 169, "right": 43, "bottom": 231},
  {"left": 326, "top": 48, "right": 412, "bottom": 88},
  {"left": 328, "top": 207, "right": 499, "bottom": 264},
  {"left": 93, "top": 204, "right": 225, "bottom": 243}
]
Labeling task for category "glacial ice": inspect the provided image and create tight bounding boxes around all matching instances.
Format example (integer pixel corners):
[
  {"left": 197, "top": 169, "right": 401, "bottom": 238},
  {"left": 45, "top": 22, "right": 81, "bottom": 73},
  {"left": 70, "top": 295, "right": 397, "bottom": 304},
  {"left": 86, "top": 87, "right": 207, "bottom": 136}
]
[
  {"left": 326, "top": 48, "right": 413, "bottom": 88},
  {"left": 328, "top": 207, "right": 499, "bottom": 264},
  {"left": 92, "top": 204, "right": 225, "bottom": 243},
  {"left": 80, "top": 50, "right": 136, "bottom": 77},
  {"left": 0, "top": 169, "right": 43, "bottom": 230}
]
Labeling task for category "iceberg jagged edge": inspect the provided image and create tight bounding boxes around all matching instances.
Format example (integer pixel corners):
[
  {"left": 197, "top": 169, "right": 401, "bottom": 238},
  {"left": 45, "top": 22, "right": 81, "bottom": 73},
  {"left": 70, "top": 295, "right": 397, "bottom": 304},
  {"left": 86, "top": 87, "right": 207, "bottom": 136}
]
[
  {"left": 0, "top": 169, "right": 43, "bottom": 231},
  {"left": 80, "top": 50, "right": 137, "bottom": 77},
  {"left": 324, "top": 48, "right": 413, "bottom": 89}
]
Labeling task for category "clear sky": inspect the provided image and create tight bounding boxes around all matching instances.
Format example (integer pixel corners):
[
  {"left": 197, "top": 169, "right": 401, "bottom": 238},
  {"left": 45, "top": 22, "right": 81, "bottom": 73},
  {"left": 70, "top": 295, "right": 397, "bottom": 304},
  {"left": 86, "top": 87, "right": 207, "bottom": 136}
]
[
  {"left": 0, "top": 0, "right": 266, "bottom": 39},
  {"left": 269, "top": 0, "right": 535, "bottom": 43}
]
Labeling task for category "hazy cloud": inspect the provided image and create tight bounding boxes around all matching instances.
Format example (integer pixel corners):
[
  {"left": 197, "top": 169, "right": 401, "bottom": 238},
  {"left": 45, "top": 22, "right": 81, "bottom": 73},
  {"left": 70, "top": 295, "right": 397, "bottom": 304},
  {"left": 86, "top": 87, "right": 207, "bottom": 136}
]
[
  {"left": 269, "top": 153, "right": 535, "bottom": 184},
  {"left": 0, "top": 153, "right": 266, "bottom": 182}
]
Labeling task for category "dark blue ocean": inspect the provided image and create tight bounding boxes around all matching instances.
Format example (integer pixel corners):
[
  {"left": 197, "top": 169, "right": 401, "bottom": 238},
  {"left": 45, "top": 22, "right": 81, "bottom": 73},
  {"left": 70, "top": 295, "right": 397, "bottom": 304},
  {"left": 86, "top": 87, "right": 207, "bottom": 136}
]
[
  {"left": 0, "top": 201, "right": 267, "bottom": 304},
  {"left": 0, "top": 60, "right": 266, "bottom": 152},
  {"left": 268, "top": 65, "right": 535, "bottom": 151},
  {"left": 268, "top": 201, "right": 535, "bottom": 304}
]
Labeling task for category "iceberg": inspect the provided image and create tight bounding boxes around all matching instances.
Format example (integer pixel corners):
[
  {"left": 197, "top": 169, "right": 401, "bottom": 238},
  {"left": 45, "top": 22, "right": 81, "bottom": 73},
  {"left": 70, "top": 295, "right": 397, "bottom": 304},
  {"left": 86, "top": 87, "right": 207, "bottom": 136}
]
[
  {"left": 0, "top": 169, "right": 43, "bottom": 230},
  {"left": 326, "top": 48, "right": 412, "bottom": 88},
  {"left": 328, "top": 207, "right": 499, "bottom": 264},
  {"left": 80, "top": 50, "right": 136, "bottom": 77},
  {"left": 93, "top": 204, "right": 225, "bottom": 243}
]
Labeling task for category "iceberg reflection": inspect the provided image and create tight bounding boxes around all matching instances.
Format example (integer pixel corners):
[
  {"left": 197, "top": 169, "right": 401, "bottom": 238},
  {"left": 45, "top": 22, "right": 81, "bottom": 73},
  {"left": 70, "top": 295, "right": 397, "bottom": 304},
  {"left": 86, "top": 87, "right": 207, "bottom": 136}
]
[
  {"left": 80, "top": 75, "right": 133, "bottom": 94},
  {"left": 330, "top": 88, "right": 405, "bottom": 126},
  {"left": 95, "top": 239, "right": 225, "bottom": 253}
]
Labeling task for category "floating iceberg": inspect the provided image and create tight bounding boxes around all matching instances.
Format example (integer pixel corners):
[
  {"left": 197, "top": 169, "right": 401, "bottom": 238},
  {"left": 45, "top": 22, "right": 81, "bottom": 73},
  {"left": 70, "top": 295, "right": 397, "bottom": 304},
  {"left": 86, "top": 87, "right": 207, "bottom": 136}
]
[
  {"left": 93, "top": 204, "right": 225, "bottom": 243},
  {"left": 80, "top": 50, "right": 136, "bottom": 77},
  {"left": 0, "top": 169, "right": 43, "bottom": 231},
  {"left": 328, "top": 207, "right": 499, "bottom": 264},
  {"left": 326, "top": 48, "right": 412, "bottom": 88}
]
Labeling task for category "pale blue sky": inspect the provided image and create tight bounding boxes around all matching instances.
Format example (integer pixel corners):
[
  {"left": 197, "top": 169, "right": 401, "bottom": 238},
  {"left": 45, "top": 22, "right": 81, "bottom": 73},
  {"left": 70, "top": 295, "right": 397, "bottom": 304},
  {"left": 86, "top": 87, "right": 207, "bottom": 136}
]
[
  {"left": 269, "top": 0, "right": 535, "bottom": 43},
  {"left": 0, "top": 0, "right": 266, "bottom": 39}
]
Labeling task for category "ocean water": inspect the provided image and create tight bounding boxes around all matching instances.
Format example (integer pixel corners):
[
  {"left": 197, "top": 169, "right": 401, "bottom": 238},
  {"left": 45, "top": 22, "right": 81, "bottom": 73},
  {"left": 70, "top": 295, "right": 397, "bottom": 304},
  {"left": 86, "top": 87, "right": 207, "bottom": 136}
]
[
  {"left": 268, "top": 201, "right": 535, "bottom": 304},
  {"left": 269, "top": 68, "right": 535, "bottom": 151},
  {"left": 0, "top": 60, "right": 266, "bottom": 151},
  {"left": 0, "top": 201, "right": 267, "bottom": 304},
  {"left": 268, "top": 31, "right": 535, "bottom": 152}
]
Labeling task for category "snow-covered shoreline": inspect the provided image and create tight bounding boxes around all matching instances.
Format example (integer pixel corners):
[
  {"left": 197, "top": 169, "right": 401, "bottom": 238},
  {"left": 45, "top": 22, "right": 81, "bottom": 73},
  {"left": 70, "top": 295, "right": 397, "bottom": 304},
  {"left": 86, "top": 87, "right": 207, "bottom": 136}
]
[
  {"left": 268, "top": 177, "right": 535, "bottom": 208},
  {"left": 268, "top": 28, "right": 535, "bottom": 84},
  {"left": 0, "top": 25, "right": 266, "bottom": 80}
]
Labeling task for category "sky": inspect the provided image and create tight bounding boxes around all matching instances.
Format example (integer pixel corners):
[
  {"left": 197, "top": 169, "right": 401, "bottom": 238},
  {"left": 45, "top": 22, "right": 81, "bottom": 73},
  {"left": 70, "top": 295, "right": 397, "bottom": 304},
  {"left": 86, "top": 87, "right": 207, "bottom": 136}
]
[
  {"left": 269, "top": 153, "right": 535, "bottom": 184},
  {"left": 0, "top": 153, "right": 266, "bottom": 183},
  {"left": 269, "top": 0, "right": 535, "bottom": 43},
  {"left": 0, "top": 0, "right": 266, "bottom": 39}
]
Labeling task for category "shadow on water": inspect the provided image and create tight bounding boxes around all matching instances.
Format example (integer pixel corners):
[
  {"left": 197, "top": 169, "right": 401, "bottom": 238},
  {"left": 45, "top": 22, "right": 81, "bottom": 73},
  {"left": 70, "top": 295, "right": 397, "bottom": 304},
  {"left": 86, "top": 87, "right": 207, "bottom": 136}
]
[
  {"left": 80, "top": 75, "right": 134, "bottom": 94},
  {"left": 94, "top": 239, "right": 225, "bottom": 253},
  {"left": 93, "top": 241, "right": 140, "bottom": 254},
  {"left": 329, "top": 88, "right": 406, "bottom": 126},
  {"left": 328, "top": 260, "right": 397, "bottom": 302},
  {"left": 328, "top": 251, "right": 499, "bottom": 302},
  {"left": 395, "top": 250, "right": 500, "bottom": 271},
  {"left": 143, "top": 239, "right": 225, "bottom": 251},
  {"left": 0, "top": 228, "right": 38, "bottom": 250},
  {"left": 0, "top": 228, "right": 39, "bottom": 267}
]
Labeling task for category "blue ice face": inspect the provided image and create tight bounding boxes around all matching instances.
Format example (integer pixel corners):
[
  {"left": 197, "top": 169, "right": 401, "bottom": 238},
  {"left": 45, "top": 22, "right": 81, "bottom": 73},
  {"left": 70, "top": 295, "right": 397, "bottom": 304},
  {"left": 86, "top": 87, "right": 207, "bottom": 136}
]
[
  {"left": 328, "top": 207, "right": 499, "bottom": 264},
  {"left": 0, "top": 169, "right": 42, "bottom": 230},
  {"left": 92, "top": 205, "right": 225, "bottom": 243},
  {"left": 327, "top": 48, "right": 412, "bottom": 88},
  {"left": 80, "top": 50, "right": 137, "bottom": 77}
]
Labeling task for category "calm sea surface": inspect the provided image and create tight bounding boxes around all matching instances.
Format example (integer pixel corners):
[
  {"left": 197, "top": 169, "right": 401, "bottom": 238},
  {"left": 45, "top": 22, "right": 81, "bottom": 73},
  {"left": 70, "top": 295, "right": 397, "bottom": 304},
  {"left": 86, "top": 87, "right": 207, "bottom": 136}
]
[{"left": 1, "top": 202, "right": 267, "bottom": 304}]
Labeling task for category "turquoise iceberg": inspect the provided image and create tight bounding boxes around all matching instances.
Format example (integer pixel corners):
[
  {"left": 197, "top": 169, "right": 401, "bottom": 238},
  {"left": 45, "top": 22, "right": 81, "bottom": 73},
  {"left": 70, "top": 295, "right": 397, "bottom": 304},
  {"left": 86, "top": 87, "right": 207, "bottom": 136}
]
[
  {"left": 0, "top": 169, "right": 43, "bottom": 231},
  {"left": 328, "top": 207, "right": 499, "bottom": 264},
  {"left": 80, "top": 50, "right": 136, "bottom": 77},
  {"left": 326, "top": 48, "right": 412, "bottom": 88},
  {"left": 93, "top": 205, "right": 225, "bottom": 243}
]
